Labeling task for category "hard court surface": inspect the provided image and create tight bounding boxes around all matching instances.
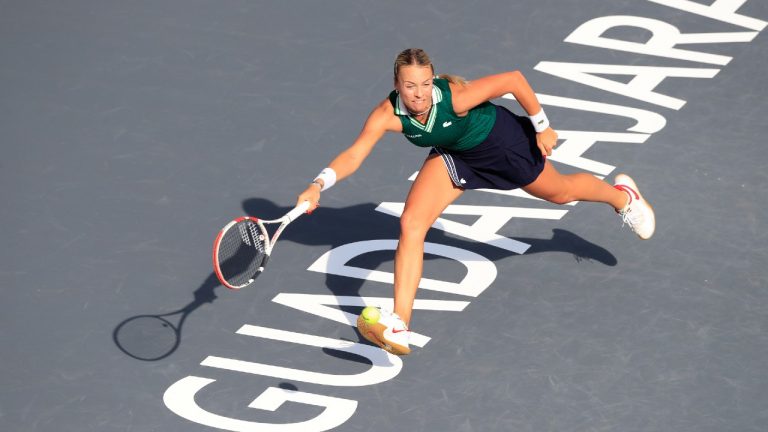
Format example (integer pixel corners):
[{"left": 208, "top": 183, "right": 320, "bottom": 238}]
[{"left": 2, "top": 1, "right": 767, "bottom": 431}]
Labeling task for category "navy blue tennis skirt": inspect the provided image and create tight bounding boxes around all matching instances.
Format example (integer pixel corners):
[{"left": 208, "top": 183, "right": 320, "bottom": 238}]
[{"left": 430, "top": 105, "right": 545, "bottom": 190}]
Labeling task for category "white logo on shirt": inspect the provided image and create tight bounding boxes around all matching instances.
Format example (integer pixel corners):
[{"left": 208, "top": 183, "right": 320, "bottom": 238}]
[{"left": 443, "top": 121, "right": 452, "bottom": 127}]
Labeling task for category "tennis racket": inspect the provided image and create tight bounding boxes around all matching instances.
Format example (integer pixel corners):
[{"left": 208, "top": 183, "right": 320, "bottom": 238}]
[{"left": 212, "top": 201, "right": 310, "bottom": 289}]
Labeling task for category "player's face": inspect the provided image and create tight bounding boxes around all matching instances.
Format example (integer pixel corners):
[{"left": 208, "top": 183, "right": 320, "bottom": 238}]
[{"left": 395, "top": 65, "right": 433, "bottom": 114}]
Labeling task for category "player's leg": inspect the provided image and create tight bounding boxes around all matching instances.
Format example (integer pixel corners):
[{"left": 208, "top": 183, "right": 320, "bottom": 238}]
[
  {"left": 356, "top": 154, "right": 462, "bottom": 355},
  {"left": 523, "top": 161, "right": 655, "bottom": 238},
  {"left": 394, "top": 153, "right": 464, "bottom": 325},
  {"left": 523, "top": 160, "right": 627, "bottom": 208}
]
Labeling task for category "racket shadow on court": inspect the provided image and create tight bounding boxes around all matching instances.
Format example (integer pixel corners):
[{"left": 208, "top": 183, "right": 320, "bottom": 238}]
[
  {"left": 242, "top": 198, "right": 617, "bottom": 363},
  {"left": 113, "top": 273, "right": 220, "bottom": 362}
]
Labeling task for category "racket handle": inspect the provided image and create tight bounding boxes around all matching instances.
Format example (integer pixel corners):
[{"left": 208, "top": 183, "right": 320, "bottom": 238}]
[{"left": 284, "top": 200, "right": 311, "bottom": 222}]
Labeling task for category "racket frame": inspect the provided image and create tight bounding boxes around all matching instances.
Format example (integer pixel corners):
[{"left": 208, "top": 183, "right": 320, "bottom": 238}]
[{"left": 212, "top": 201, "right": 310, "bottom": 289}]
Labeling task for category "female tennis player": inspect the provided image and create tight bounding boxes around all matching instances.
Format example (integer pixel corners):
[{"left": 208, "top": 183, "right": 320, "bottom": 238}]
[{"left": 297, "top": 48, "right": 655, "bottom": 355}]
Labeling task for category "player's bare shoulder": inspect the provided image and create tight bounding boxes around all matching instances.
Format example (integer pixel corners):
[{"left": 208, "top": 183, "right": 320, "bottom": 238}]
[
  {"left": 367, "top": 98, "right": 402, "bottom": 133},
  {"left": 448, "top": 81, "right": 471, "bottom": 117}
]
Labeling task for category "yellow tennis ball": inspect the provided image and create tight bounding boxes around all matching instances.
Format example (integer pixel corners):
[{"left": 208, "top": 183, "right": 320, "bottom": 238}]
[{"left": 361, "top": 306, "right": 380, "bottom": 325}]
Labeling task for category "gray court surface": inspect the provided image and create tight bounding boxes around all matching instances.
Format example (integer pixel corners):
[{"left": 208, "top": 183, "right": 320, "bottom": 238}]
[{"left": 2, "top": 1, "right": 767, "bottom": 431}]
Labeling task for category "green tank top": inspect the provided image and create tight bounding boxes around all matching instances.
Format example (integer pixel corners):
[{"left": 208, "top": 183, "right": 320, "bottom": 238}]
[{"left": 388, "top": 78, "right": 496, "bottom": 151}]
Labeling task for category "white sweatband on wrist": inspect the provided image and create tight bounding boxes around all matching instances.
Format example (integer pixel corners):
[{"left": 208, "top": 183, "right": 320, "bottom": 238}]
[
  {"left": 314, "top": 168, "right": 337, "bottom": 192},
  {"left": 528, "top": 109, "right": 550, "bottom": 133}
]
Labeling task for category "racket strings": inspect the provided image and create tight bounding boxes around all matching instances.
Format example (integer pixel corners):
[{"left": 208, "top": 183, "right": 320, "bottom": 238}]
[
  {"left": 218, "top": 220, "right": 266, "bottom": 287},
  {"left": 248, "top": 221, "right": 265, "bottom": 254}
]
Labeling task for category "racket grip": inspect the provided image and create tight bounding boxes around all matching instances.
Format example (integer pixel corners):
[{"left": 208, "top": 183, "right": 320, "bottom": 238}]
[{"left": 284, "top": 200, "right": 311, "bottom": 222}]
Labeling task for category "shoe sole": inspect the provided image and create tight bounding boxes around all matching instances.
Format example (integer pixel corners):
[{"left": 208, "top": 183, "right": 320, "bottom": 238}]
[
  {"left": 356, "top": 315, "right": 411, "bottom": 356},
  {"left": 615, "top": 173, "right": 655, "bottom": 240}
]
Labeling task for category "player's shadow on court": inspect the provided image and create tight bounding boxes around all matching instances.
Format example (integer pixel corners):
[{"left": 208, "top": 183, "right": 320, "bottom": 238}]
[
  {"left": 241, "top": 198, "right": 616, "bottom": 362},
  {"left": 241, "top": 197, "right": 617, "bottom": 269},
  {"left": 112, "top": 197, "right": 616, "bottom": 362}
]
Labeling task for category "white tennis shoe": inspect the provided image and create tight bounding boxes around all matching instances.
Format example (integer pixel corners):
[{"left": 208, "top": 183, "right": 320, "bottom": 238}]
[
  {"left": 614, "top": 174, "right": 655, "bottom": 240},
  {"left": 356, "top": 308, "right": 411, "bottom": 356}
]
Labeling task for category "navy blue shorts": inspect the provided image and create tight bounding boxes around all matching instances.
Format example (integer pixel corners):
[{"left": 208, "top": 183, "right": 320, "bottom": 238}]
[{"left": 430, "top": 105, "right": 545, "bottom": 190}]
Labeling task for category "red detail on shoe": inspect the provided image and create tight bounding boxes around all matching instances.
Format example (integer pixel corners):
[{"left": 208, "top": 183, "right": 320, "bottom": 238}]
[
  {"left": 614, "top": 184, "right": 639, "bottom": 202},
  {"left": 392, "top": 328, "right": 409, "bottom": 334}
]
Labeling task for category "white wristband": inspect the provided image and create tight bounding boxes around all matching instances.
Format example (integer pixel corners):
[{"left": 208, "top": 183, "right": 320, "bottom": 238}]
[
  {"left": 528, "top": 109, "right": 550, "bottom": 133},
  {"left": 314, "top": 168, "right": 337, "bottom": 192}
]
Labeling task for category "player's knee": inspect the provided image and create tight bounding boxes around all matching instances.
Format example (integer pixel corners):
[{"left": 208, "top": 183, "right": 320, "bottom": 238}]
[
  {"left": 545, "top": 192, "right": 574, "bottom": 205},
  {"left": 527, "top": 187, "right": 573, "bottom": 205},
  {"left": 399, "top": 212, "right": 430, "bottom": 240}
]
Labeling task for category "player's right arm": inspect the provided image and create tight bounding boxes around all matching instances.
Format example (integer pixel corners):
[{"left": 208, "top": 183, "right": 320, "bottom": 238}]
[
  {"left": 327, "top": 99, "right": 400, "bottom": 181},
  {"left": 297, "top": 99, "right": 401, "bottom": 211}
]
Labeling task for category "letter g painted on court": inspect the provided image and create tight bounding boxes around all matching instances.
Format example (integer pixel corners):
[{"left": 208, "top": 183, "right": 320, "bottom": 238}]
[{"left": 163, "top": 376, "right": 357, "bottom": 432}]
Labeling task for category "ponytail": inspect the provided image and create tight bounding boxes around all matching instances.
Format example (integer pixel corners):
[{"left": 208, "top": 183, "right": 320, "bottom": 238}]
[{"left": 437, "top": 73, "right": 468, "bottom": 86}]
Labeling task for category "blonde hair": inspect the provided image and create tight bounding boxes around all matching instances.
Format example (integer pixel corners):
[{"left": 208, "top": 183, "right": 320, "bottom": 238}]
[{"left": 393, "top": 48, "right": 467, "bottom": 85}]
